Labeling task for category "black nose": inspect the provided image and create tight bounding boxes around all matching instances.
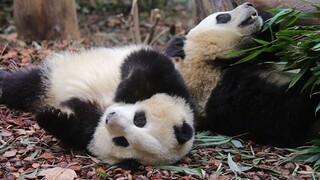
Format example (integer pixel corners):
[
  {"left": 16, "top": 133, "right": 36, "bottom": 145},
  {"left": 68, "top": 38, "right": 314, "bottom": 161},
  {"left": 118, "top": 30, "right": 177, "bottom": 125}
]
[
  {"left": 105, "top": 112, "right": 116, "bottom": 124},
  {"left": 245, "top": 2, "right": 254, "bottom": 7}
]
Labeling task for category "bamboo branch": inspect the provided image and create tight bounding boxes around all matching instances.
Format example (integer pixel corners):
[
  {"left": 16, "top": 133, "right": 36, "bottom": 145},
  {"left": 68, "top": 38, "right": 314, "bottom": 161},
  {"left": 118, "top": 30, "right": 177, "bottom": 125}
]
[
  {"left": 144, "top": 8, "right": 161, "bottom": 45},
  {"left": 128, "top": 0, "right": 141, "bottom": 44}
]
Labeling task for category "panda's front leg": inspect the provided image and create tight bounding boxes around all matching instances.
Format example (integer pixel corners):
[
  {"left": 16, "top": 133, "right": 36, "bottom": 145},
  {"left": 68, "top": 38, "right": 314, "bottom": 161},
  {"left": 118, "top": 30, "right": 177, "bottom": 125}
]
[{"left": 36, "top": 107, "right": 88, "bottom": 148}]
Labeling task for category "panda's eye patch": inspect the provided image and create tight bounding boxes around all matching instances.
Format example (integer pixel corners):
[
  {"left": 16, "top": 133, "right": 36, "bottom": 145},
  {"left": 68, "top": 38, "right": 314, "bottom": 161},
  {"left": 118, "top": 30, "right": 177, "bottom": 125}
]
[
  {"left": 216, "top": 13, "right": 231, "bottom": 24},
  {"left": 134, "top": 111, "right": 146, "bottom": 128}
]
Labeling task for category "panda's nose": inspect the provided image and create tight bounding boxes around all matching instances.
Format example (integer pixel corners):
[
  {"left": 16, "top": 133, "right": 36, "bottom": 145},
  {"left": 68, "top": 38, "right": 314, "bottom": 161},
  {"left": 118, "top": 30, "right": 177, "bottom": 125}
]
[
  {"left": 244, "top": 2, "right": 254, "bottom": 7},
  {"left": 105, "top": 112, "right": 116, "bottom": 124}
]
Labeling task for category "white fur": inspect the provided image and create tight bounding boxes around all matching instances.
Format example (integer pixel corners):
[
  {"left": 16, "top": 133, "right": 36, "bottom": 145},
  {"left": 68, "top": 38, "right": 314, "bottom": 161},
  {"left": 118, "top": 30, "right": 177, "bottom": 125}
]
[
  {"left": 88, "top": 93, "right": 194, "bottom": 165},
  {"left": 188, "top": 3, "right": 262, "bottom": 38},
  {"left": 41, "top": 45, "right": 146, "bottom": 110}
]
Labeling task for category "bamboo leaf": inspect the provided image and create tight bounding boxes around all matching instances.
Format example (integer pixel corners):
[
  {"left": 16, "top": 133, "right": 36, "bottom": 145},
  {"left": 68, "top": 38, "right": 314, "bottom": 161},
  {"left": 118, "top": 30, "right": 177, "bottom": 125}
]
[
  {"left": 305, "top": 154, "right": 320, "bottom": 163},
  {"left": 262, "top": 9, "right": 294, "bottom": 31},
  {"left": 316, "top": 102, "right": 320, "bottom": 114},
  {"left": 227, "top": 153, "right": 241, "bottom": 173},
  {"left": 233, "top": 48, "right": 266, "bottom": 65},
  {"left": 156, "top": 165, "right": 206, "bottom": 178},
  {"left": 231, "top": 139, "right": 243, "bottom": 148},
  {"left": 314, "top": 158, "right": 320, "bottom": 168},
  {"left": 254, "top": 38, "right": 270, "bottom": 45},
  {"left": 288, "top": 63, "right": 310, "bottom": 89},
  {"left": 312, "top": 43, "right": 320, "bottom": 51},
  {"left": 281, "top": 15, "right": 299, "bottom": 29},
  {"left": 302, "top": 75, "right": 317, "bottom": 92}
]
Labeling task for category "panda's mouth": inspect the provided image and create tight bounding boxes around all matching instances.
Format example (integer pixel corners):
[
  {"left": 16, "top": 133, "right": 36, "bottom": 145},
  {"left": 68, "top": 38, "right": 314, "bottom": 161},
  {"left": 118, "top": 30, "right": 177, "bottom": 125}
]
[{"left": 240, "top": 11, "right": 258, "bottom": 26}]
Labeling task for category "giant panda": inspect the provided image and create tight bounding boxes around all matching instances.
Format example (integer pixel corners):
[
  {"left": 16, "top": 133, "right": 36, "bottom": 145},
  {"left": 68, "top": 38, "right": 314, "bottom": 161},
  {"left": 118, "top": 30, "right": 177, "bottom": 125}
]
[
  {"left": 165, "top": 2, "right": 320, "bottom": 147},
  {"left": 0, "top": 45, "right": 195, "bottom": 165}
]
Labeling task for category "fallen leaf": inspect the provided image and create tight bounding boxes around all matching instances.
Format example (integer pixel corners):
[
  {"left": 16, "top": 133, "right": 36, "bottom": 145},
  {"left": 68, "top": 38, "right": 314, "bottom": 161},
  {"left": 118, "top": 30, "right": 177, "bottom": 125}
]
[
  {"left": 3, "top": 149, "right": 17, "bottom": 158},
  {"left": 38, "top": 167, "right": 77, "bottom": 179},
  {"left": 70, "top": 165, "right": 82, "bottom": 172},
  {"left": 39, "top": 152, "right": 55, "bottom": 159},
  {"left": 1, "top": 129, "right": 13, "bottom": 136}
]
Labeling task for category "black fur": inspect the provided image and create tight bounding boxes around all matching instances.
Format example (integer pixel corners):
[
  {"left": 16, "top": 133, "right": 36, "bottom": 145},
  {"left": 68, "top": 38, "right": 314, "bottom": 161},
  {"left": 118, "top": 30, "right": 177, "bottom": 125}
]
[
  {"left": 36, "top": 98, "right": 102, "bottom": 149},
  {"left": 112, "top": 136, "right": 130, "bottom": 147},
  {"left": 0, "top": 68, "right": 44, "bottom": 111},
  {"left": 115, "top": 49, "right": 191, "bottom": 105},
  {"left": 164, "top": 36, "right": 186, "bottom": 58},
  {"left": 204, "top": 60, "right": 319, "bottom": 147},
  {"left": 174, "top": 121, "right": 194, "bottom": 144},
  {"left": 115, "top": 159, "right": 143, "bottom": 171}
]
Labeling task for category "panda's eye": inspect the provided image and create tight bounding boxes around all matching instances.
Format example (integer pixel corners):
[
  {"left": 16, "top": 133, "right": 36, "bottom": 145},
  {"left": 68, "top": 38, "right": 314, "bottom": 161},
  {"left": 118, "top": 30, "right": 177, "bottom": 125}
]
[
  {"left": 216, "top": 13, "right": 231, "bottom": 24},
  {"left": 134, "top": 111, "right": 147, "bottom": 128}
]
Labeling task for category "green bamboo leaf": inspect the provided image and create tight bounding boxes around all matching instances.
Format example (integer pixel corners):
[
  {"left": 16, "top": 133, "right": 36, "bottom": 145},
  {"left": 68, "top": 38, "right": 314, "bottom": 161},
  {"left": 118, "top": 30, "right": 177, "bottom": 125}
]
[
  {"left": 254, "top": 38, "right": 270, "bottom": 45},
  {"left": 299, "top": 147, "right": 320, "bottom": 154},
  {"left": 239, "top": 165, "right": 253, "bottom": 172},
  {"left": 233, "top": 48, "right": 266, "bottom": 65},
  {"left": 312, "top": 43, "right": 320, "bottom": 51},
  {"left": 96, "top": 171, "right": 113, "bottom": 178},
  {"left": 305, "top": 154, "right": 320, "bottom": 163},
  {"left": 288, "top": 63, "right": 310, "bottom": 89},
  {"left": 276, "top": 30, "right": 311, "bottom": 36},
  {"left": 228, "top": 45, "right": 265, "bottom": 56},
  {"left": 281, "top": 15, "right": 299, "bottom": 29},
  {"left": 156, "top": 165, "right": 206, "bottom": 178},
  {"left": 227, "top": 153, "right": 241, "bottom": 173},
  {"left": 316, "top": 102, "right": 320, "bottom": 113},
  {"left": 231, "top": 139, "right": 243, "bottom": 148},
  {"left": 262, "top": 9, "right": 294, "bottom": 31},
  {"left": 287, "top": 154, "right": 314, "bottom": 162},
  {"left": 253, "top": 158, "right": 264, "bottom": 165},
  {"left": 314, "top": 158, "right": 320, "bottom": 168},
  {"left": 198, "top": 139, "right": 231, "bottom": 146},
  {"left": 302, "top": 75, "right": 317, "bottom": 92}
]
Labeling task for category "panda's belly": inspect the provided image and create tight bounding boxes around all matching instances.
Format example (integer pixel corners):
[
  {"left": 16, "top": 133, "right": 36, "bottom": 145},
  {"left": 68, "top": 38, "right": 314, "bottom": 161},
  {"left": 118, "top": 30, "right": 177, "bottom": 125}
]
[{"left": 43, "top": 48, "right": 127, "bottom": 110}]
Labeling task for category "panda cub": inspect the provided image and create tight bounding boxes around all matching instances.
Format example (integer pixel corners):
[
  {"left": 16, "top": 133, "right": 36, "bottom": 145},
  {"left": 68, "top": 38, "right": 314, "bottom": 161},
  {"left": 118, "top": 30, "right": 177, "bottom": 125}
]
[
  {"left": 0, "top": 45, "right": 195, "bottom": 165},
  {"left": 166, "top": 3, "right": 320, "bottom": 147}
]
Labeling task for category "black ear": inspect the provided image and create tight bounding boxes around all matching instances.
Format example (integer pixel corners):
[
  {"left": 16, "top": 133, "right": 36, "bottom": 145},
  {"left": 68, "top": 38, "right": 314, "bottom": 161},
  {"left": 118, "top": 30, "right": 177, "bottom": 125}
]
[
  {"left": 174, "top": 121, "right": 193, "bottom": 144},
  {"left": 164, "top": 35, "right": 186, "bottom": 59}
]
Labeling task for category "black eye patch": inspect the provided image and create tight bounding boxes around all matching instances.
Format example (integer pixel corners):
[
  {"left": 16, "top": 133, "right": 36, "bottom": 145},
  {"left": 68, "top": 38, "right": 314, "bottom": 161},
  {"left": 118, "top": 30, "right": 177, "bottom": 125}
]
[
  {"left": 112, "top": 136, "right": 129, "bottom": 147},
  {"left": 216, "top": 13, "right": 231, "bottom": 24},
  {"left": 134, "top": 111, "right": 147, "bottom": 128}
]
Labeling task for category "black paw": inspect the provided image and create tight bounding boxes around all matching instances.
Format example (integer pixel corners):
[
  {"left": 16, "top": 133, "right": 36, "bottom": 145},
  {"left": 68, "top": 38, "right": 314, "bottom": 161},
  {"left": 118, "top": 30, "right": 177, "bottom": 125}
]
[{"left": 36, "top": 107, "right": 74, "bottom": 129}]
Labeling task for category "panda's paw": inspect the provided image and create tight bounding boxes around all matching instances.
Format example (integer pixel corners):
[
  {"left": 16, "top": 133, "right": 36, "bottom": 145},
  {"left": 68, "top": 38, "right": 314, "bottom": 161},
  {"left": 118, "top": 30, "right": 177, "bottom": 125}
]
[{"left": 36, "top": 107, "right": 74, "bottom": 124}]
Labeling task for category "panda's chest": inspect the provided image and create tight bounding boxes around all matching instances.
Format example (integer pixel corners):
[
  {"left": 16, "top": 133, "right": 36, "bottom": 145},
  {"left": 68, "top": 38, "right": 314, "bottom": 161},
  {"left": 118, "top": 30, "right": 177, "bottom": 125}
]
[{"left": 179, "top": 60, "right": 221, "bottom": 115}]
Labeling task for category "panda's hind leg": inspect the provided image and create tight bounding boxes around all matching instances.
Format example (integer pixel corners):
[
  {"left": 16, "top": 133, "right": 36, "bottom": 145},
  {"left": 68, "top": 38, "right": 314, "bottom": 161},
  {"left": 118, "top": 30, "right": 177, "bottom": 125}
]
[
  {"left": 0, "top": 68, "right": 44, "bottom": 111},
  {"left": 36, "top": 98, "right": 102, "bottom": 149}
]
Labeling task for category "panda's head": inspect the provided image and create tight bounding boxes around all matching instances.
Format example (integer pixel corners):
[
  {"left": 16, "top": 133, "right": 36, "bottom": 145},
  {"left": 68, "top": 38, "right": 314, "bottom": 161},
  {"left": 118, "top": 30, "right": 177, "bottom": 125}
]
[
  {"left": 88, "top": 93, "right": 194, "bottom": 165},
  {"left": 185, "top": 2, "right": 263, "bottom": 61}
]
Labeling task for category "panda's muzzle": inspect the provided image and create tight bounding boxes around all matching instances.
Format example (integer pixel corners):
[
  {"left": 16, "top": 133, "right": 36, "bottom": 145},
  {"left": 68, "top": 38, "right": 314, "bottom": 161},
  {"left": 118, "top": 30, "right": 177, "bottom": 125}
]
[
  {"left": 112, "top": 136, "right": 129, "bottom": 147},
  {"left": 105, "top": 111, "right": 116, "bottom": 124}
]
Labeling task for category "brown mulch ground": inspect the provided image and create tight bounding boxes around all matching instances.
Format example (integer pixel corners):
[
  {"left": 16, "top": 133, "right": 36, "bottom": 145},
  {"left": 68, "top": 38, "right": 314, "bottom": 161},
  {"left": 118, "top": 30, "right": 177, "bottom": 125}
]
[{"left": 0, "top": 2, "right": 319, "bottom": 179}]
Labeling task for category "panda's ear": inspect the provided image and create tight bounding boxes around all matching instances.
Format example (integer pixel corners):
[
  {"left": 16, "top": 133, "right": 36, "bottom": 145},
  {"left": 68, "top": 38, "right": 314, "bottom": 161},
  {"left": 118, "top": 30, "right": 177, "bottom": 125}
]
[
  {"left": 174, "top": 121, "right": 193, "bottom": 144},
  {"left": 165, "top": 35, "right": 186, "bottom": 59}
]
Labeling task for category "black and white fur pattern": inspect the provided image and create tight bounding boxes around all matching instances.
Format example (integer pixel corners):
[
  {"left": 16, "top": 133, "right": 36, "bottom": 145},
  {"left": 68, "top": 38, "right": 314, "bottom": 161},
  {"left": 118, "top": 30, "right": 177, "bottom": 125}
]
[
  {"left": 165, "top": 3, "right": 320, "bottom": 147},
  {"left": 0, "top": 45, "right": 195, "bottom": 165}
]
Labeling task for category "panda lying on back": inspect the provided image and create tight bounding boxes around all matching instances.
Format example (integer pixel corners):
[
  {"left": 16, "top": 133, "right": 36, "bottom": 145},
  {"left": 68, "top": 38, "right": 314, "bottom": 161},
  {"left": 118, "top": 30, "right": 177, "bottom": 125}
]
[
  {"left": 0, "top": 45, "right": 195, "bottom": 165},
  {"left": 165, "top": 3, "right": 320, "bottom": 147}
]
